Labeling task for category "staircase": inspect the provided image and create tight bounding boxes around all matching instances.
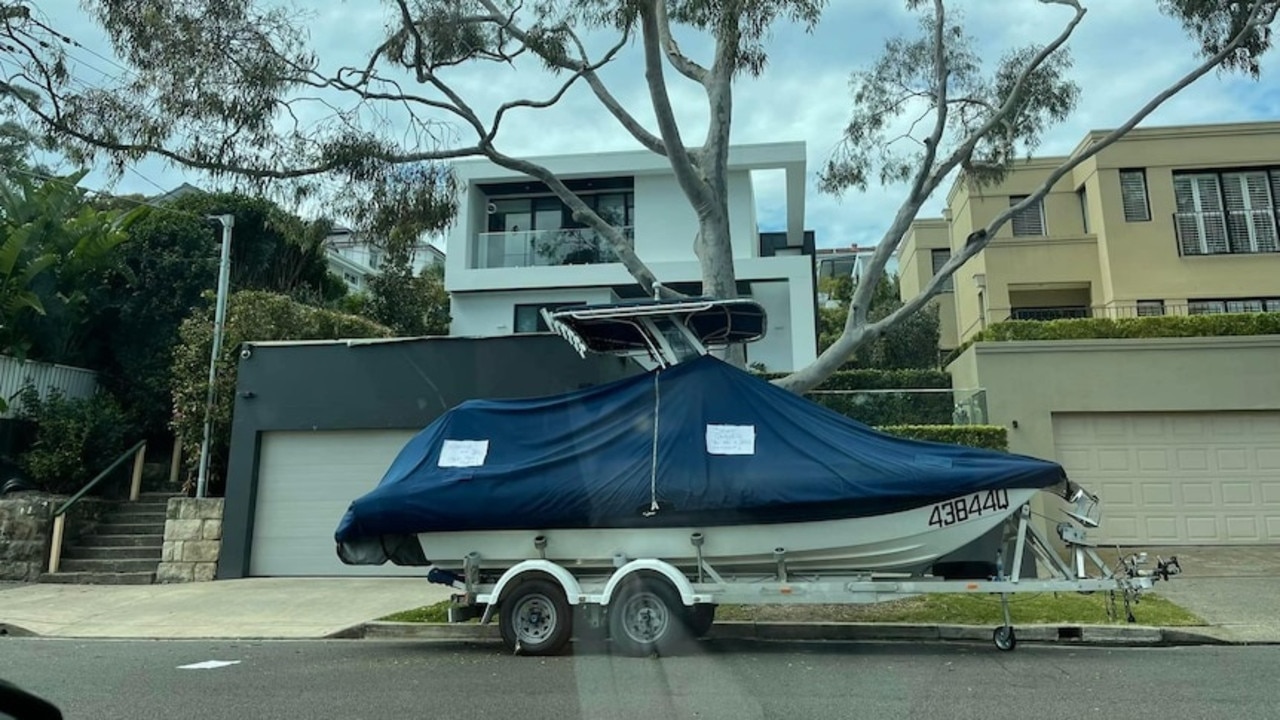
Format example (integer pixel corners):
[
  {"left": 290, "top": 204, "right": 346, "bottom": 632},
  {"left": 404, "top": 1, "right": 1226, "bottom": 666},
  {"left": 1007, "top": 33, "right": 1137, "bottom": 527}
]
[{"left": 39, "top": 492, "right": 179, "bottom": 585}]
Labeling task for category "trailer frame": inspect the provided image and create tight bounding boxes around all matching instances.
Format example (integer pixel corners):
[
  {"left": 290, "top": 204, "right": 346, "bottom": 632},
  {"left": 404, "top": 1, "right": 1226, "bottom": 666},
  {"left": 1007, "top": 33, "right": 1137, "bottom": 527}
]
[{"left": 429, "top": 496, "right": 1183, "bottom": 656}]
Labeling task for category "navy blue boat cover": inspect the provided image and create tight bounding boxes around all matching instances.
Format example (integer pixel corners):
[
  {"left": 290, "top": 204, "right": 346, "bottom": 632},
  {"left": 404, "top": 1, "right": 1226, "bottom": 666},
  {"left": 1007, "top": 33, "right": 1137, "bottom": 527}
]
[{"left": 334, "top": 355, "right": 1066, "bottom": 558}]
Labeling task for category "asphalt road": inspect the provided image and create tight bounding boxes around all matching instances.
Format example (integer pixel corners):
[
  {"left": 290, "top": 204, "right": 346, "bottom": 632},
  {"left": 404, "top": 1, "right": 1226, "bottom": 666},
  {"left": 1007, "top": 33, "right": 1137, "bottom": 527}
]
[{"left": 2, "top": 638, "right": 1277, "bottom": 720}]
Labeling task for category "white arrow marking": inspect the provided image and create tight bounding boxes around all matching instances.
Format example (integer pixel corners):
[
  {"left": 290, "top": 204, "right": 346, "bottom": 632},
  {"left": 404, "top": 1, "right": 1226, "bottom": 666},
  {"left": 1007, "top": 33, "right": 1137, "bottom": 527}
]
[{"left": 177, "top": 660, "right": 241, "bottom": 670}]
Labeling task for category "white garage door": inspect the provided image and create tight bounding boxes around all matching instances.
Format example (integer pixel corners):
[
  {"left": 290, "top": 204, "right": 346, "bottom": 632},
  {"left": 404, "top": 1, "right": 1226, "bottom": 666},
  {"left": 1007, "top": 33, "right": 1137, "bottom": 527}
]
[
  {"left": 1053, "top": 412, "right": 1280, "bottom": 545},
  {"left": 251, "top": 429, "right": 421, "bottom": 576}
]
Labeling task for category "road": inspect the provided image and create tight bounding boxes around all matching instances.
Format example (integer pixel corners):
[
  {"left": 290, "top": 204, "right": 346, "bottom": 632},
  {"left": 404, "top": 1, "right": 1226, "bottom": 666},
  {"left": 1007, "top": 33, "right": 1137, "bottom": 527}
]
[{"left": 1, "top": 638, "right": 1276, "bottom": 720}]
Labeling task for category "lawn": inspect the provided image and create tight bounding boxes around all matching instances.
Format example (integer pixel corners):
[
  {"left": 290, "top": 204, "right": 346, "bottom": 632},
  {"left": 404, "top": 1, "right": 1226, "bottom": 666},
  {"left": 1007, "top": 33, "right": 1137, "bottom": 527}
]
[{"left": 380, "top": 592, "right": 1203, "bottom": 627}]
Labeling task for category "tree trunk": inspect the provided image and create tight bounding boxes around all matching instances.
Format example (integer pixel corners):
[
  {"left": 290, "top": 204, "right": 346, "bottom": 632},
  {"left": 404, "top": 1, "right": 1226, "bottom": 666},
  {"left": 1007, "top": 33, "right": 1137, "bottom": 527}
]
[{"left": 694, "top": 208, "right": 746, "bottom": 367}]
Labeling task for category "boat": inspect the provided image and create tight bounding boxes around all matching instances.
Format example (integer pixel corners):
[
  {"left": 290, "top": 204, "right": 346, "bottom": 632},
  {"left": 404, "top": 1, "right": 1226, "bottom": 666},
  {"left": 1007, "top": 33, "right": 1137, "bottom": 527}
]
[{"left": 333, "top": 296, "right": 1083, "bottom": 578}]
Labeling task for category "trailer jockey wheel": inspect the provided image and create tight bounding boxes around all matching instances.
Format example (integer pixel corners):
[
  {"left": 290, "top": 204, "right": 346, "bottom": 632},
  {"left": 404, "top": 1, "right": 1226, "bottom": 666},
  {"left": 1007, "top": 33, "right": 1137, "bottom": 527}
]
[
  {"left": 609, "top": 577, "right": 690, "bottom": 657},
  {"left": 993, "top": 625, "right": 1017, "bottom": 652},
  {"left": 499, "top": 579, "right": 573, "bottom": 656}
]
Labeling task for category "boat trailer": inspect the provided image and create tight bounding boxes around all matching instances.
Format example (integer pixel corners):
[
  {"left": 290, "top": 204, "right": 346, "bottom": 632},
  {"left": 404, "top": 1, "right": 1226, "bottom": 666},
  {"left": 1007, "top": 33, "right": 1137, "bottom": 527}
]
[{"left": 429, "top": 485, "right": 1182, "bottom": 656}]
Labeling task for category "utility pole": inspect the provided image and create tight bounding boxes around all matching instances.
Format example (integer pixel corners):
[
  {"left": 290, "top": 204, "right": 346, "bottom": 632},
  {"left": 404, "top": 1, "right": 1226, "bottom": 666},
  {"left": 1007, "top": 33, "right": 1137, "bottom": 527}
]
[{"left": 196, "top": 214, "right": 234, "bottom": 499}]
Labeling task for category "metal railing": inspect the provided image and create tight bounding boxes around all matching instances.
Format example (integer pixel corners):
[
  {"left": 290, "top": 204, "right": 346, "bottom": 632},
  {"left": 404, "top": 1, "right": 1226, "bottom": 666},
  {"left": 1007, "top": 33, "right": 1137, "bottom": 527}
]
[
  {"left": 470, "top": 226, "right": 633, "bottom": 269},
  {"left": 1173, "top": 210, "right": 1280, "bottom": 256},
  {"left": 47, "top": 440, "right": 148, "bottom": 575},
  {"left": 997, "top": 302, "right": 1280, "bottom": 322}
]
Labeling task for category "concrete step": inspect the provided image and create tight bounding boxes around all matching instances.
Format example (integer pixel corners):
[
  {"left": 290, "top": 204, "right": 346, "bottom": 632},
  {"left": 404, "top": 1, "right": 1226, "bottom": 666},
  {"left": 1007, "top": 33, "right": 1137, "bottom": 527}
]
[
  {"left": 38, "top": 571, "right": 155, "bottom": 585},
  {"left": 101, "top": 511, "right": 168, "bottom": 525},
  {"left": 57, "top": 558, "right": 161, "bottom": 574},
  {"left": 94, "top": 521, "right": 165, "bottom": 536},
  {"left": 61, "top": 545, "right": 163, "bottom": 561},
  {"left": 77, "top": 534, "right": 162, "bottom": 548}
]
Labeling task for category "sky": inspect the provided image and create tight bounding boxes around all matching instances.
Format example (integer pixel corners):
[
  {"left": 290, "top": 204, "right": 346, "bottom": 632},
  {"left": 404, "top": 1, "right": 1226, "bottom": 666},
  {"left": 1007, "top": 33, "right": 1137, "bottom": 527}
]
[{"left": 30, "top": 0, "right": 1280, "bottom": 251}]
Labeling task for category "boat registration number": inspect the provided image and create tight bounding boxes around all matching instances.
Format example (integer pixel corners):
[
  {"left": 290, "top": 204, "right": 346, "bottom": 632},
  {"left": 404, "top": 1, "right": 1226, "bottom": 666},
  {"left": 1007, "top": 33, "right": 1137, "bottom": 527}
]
[{"left": 927, "top": 489, "right": 1010, "bottom": 529}]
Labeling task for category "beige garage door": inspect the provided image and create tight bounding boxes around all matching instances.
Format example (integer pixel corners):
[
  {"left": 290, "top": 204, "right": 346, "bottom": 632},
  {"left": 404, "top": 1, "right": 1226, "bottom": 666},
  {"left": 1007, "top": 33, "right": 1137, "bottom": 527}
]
[
  {"left": 251, "top": 429, "right": 421, "bottom": 576},
  {"left": 1053, "top": 412, "right": 1280, "bottom": 545}
]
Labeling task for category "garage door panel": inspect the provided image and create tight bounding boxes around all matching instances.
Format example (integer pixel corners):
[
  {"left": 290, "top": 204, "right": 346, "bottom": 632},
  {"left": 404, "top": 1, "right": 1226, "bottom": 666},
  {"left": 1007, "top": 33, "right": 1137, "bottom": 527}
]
[
  {"left": 1054, "top": 411, "right": 1280, "bottom": 545},
  {"left": 251, "top": 430, "right": 421, "bottom": 576}
]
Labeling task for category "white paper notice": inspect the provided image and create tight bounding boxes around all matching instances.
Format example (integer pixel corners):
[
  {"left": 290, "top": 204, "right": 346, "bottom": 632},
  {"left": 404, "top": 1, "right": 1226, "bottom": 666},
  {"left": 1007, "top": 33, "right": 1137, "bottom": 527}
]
[
  {"left": 438, "top": 439, "right": 490, "bottom": 468},
  {"left": 705, "top": 424, "right": 756, "bottom": 456}
]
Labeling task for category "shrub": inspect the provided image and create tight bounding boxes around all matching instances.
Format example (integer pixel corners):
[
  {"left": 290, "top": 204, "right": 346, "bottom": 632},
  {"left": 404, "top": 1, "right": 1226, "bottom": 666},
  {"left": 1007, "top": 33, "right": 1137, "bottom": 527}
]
[
  {"left": 171, "top": 290, "right": 392, "bottom": 495},
  {"left": 15, "top": 386, "right": 137, "bottom": 495},
  {"left": 944, "top": 312, "right": 1280, "bottom": 366},
  {"left": 876, "top": 424, "right": 1008, "bottom": 452},
  {"left": 762, "top": 368, "right": 955, "bottom": 426}
]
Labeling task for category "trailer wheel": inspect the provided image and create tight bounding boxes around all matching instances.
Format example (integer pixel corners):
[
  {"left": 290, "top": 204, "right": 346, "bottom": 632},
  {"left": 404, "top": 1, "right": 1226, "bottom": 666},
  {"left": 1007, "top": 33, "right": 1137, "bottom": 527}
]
[
  {"left": 608, "top": 577, "right": 690, "bottom": 657},
  {"left": 499, "top": 579, "right": 572, "bottom": 656},
  {"left": 993, "top": 625, "right": 1017, "bottom": 652},
  {"left": 685, "top": 604, "right": 717, "bottom": 638}
]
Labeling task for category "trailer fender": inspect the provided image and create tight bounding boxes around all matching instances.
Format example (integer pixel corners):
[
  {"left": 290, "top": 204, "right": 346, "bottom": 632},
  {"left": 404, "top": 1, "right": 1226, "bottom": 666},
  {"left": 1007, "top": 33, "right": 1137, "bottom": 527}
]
[
  {"left": 482, "top": 560, "right": 584, "bottom": 607},
  {"left": 600, "top": 559, "right": 703, "bottom": 607}
]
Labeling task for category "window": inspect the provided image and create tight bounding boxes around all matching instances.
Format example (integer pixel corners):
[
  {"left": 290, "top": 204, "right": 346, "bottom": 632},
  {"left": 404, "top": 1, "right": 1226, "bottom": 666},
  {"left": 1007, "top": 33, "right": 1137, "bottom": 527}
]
[
  {"left": 513, "top": 302, "right": 586, "bottom": 333},
  {"left": 1174, "top": 168, "right": 1280, "bottom": 255},
  {"left": 1188, "top": 297, "right": 1280, "bottom": 315},
  {"left": 1009, "top": 195, "right": 1046, "bottom": 237},
  {"left": 1136, "top": 299, "right": 1165, "bottom": 317},
  {"left": 930, "top": 249, "right": 953, "bottom": 291},
  {"left": 1119, "top": 169, "right": 1151, "bottom": 222},
  {"left": 1078, "top": 188, "right": 1090, "bottom": 234}
]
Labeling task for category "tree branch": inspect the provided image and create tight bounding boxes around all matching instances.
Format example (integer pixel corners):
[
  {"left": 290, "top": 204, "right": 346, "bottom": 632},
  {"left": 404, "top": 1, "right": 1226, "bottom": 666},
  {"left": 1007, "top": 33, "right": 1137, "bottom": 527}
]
[
  {"left": 654, "top": 0, "right": 710, "bottom": 85},
  {"left": 846, "top": 0, "right": 950, "bottom": 328},
  {"left": 638, "top": 0, "right": 713, "bottom": 210},
  {"left": 473, "top": 0, "right": 671, "bottom": 157},
  {"left": 872, "top": 0, "right": 1278, "bottom": 338},
  {"left": 777, "top": 0, "right": 1276, "bottom": 394},
  {"left": 925, "top": 0, "right": 1088, "bottom": 193}
]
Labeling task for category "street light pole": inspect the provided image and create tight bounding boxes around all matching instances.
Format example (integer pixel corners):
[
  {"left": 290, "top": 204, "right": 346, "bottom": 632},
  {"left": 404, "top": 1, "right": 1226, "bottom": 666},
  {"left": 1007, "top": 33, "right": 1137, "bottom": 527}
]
[{"left": 196, "top": 214, "right": 234, "bottom": 499}]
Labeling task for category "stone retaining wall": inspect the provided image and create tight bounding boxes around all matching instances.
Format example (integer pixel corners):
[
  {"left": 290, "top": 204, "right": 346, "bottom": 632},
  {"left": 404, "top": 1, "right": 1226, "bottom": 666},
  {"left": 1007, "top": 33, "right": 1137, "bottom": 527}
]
[
  {"left": 0, "top": 493, "right": 110, "bottom": 581},
  {"left": 156, "top": 498, "right": 224, "bottom": 583}
]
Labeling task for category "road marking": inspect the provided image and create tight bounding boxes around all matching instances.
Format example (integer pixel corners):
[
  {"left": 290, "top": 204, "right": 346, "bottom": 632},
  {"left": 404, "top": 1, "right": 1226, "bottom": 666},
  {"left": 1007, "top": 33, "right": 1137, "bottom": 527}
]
[{"left": 177, "top": 660, "right": 241, "bottom": 670}]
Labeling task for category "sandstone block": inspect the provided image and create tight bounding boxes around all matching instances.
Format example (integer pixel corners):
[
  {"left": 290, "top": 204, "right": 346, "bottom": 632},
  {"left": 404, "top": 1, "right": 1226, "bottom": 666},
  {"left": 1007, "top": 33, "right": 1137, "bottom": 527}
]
[
  {"left": 164, "top": 519, "right": 203, "bottom": 542},
  {"left": 155, "top": 562, "right": 194, "bottom": 583},
  {"left": 182, "top": 540, "right": 221, "bottom": 563},
  {"left": 201, "top": 519, "right": 222, "bottom": 540},
  {"left": 192, "top": 563, "right": 217, "bottom": 582}
]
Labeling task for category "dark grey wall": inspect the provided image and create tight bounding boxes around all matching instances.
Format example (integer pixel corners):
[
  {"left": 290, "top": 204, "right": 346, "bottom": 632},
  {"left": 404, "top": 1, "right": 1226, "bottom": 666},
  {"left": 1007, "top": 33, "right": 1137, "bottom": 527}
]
[{"left": 219, "top": 334, "right": 640, "bottom": 578}]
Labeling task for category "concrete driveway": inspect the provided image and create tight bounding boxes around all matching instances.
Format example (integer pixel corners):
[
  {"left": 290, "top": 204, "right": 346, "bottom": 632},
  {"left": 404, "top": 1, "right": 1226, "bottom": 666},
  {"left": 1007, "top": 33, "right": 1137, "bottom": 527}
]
[
  {"left": 1130, "top": 545, "right": 1280, "bottom": 644},
  {"left": 0, "top": 578, "right": 450, "bottom": 639}
]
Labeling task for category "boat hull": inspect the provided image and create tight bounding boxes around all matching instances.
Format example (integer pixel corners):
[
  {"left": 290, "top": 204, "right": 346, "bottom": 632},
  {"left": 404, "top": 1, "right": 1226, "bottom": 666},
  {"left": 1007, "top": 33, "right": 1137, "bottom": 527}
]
[{"left": 416, "top": 488, "right": 1039, "bottom": 576}]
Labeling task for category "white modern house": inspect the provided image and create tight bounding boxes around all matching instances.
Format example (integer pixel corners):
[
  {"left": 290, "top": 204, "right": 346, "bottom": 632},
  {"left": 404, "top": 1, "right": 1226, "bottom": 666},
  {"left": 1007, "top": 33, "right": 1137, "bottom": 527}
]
[
  {"left": 325, "top": 226, "right": 445, "bottom": 292},
  {"left": 443, "top": 142, "right": 819, "bottom": 372}
]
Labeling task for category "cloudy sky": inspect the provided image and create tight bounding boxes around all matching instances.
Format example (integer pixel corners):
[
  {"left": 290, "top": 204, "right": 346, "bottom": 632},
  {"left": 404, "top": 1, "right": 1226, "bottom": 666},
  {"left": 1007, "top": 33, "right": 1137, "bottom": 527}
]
[{"left": 35, "top": 0, "right": 1280, "bottom": 250}]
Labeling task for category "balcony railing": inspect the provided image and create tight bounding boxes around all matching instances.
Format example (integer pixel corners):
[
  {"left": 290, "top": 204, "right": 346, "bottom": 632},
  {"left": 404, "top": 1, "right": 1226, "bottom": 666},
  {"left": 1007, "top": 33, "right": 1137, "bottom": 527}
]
[
  {"left": 999, "top": 302, "right": 1280, "bottom": 322},
  {"left": 1173, "top": 210, "right": 1280, "bottom": 256},
  {"left": 471, "top": 227, "right": 633, "bottom": 269}
]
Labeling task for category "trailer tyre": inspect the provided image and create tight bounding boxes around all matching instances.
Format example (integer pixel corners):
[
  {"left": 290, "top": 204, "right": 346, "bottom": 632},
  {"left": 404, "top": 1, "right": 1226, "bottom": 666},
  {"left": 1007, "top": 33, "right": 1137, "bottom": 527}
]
[
  {"left": 608, "top": 577, "right": 690, "bottom": 657},
  {"left": 686, "top": 604, "right": 717, "bottom": 638},
  {"left": 499, "top": 579, "right": 573, "bottom": 656}
]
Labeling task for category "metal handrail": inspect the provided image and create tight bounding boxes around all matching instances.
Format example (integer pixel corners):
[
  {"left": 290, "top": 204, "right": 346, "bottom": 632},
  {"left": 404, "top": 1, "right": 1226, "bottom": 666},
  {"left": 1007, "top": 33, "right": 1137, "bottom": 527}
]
[
  {"left": 47, "top": 439, "right": 149, "bottom": 576},
  {"left": 53, "top": 439, "right": 148, "bottom": 517}
]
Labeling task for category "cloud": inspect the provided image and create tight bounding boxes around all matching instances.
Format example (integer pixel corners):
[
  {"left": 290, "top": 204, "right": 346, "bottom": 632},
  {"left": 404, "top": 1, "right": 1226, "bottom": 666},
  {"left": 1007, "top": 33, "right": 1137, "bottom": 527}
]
[{"left": 36, "top": 1, "right": 1280, "bottom": 252}]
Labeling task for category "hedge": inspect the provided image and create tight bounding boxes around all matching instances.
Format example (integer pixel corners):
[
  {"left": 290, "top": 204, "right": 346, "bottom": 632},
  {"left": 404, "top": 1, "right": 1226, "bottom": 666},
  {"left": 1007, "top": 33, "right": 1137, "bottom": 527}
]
[
  {"left": 171, "top": 291, "right": 392, "bottom": 495},
  {"left": 760, "top": 368, "right": 955, "bottom": 426},
  {"left": 877, "top": 424, "right": 1008, "bottom": 452},
  {"left": 945, "top": 312, "right": 1280, "bottom": 365}
]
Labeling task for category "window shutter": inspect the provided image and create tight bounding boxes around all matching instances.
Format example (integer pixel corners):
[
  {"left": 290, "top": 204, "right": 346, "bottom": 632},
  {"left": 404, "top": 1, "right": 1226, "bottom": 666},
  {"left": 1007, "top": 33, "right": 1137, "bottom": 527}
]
[
  {"left": 1009, "top": 196, "right": 1045, "bottom": 237},
  {"left": 1119, "top": 170, "right": 1151, "bottom": 222},
  {"left": 931, "top": 249, "right": 953, "bottom": 291},
  {"left": 1173, "top": 174, "right": 1229, "bottom": 254}
]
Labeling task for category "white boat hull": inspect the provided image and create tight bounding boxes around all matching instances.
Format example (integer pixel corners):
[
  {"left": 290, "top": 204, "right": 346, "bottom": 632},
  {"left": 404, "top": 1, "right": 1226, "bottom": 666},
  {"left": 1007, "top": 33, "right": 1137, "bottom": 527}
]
[{"left": 417, "top": 488, "right": 1039, "bottom": 576}]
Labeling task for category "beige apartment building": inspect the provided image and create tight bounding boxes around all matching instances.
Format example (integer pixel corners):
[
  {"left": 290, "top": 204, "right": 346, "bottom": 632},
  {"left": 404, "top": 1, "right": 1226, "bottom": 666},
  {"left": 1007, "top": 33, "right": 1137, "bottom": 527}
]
[
  {"left": 901, "top": 121, "right": 1280, "bottom": 547},
  {"left": 903, "top": 120, "right": 1280, "bottom": 349}
]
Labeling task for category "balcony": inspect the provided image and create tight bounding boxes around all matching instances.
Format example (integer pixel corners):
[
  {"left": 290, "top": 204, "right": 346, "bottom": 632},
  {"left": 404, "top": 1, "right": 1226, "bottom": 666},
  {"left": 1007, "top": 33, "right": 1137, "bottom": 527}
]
[
  {"left": 1004, "top": 301, "right": 1280, "bottom": 321},
  {"left": 1174, "top": 210, "right": 1280, "bottom": 256},
  {"left": 470, "top": 227, "right": 633, "bottom": 269}
]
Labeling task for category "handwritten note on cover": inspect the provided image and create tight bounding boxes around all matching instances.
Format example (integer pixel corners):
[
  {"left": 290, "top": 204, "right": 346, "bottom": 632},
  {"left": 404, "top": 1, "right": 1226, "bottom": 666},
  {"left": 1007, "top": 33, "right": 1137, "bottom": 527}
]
[
  {"left": 438, "top": 439, "right": 490, "bottom": 467},
  {"left": 705, "top": 424, "right": 756, "bottom": 456}
]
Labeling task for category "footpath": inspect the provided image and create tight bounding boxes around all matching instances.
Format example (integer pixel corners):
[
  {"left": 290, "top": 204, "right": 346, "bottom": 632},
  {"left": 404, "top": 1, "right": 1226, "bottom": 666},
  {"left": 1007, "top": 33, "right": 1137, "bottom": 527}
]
[{"left": 2, "top": 545, "right": 1277, "bottom": 647}]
